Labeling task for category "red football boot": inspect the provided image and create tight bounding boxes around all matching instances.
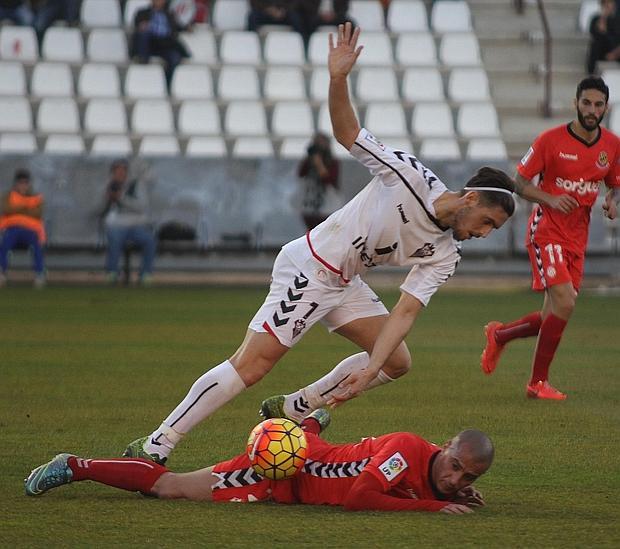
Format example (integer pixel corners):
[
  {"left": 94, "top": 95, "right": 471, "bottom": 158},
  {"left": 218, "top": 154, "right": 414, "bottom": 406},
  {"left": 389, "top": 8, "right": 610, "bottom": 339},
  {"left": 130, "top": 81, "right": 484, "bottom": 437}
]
[
  {"left": 526, "top": 381, "right": 567, "bottom": 400},
  {"left": 481, "top": 321, "right": 505, "bottom": 375}
]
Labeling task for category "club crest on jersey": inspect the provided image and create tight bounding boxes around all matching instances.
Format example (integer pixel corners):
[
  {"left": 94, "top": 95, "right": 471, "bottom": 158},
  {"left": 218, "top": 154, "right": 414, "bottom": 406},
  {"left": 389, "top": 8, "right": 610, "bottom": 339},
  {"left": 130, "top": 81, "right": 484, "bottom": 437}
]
[
  {"left": 292, "top": 318, "right": 306, "bottom": 338},
  {"left": 411, "top": 243, "right": 436, "bottom": 258},
  {"left": 365, "top": 132, "right": 385, "bottom": 150},
  {"left": 596, "top": 151, "right": 609, "bottom": 169},
  {"left": 546, "top": 266, "right": 556, "bottom": 279},
  {"left": 379, "top": 452, "right": 408, "bottom": 481}
]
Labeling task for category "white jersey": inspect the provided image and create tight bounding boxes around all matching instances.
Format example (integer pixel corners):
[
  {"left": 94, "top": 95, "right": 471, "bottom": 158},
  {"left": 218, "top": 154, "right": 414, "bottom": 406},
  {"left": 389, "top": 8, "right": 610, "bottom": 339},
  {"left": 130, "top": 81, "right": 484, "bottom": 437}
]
[{"left": 282, "top": 128, "right": 461, "bottom": 306}]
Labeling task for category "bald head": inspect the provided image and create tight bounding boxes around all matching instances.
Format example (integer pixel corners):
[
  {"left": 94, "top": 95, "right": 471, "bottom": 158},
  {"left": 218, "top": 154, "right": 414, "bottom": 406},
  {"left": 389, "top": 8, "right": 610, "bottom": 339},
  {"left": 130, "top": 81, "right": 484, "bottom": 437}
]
[{"left": 451, "top": 429, "right": 495, "bottom": 469}]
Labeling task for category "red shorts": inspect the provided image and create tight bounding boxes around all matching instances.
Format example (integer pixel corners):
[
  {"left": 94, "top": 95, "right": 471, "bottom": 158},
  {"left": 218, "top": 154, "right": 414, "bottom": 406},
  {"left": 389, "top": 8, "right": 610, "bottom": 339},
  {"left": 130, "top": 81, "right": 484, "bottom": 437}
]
[
  {"left": 211, "top": 453, "right": 296, "bottom": 504},
  {"left": 526, "top": 241, "right": 584, "bottom": 291}
]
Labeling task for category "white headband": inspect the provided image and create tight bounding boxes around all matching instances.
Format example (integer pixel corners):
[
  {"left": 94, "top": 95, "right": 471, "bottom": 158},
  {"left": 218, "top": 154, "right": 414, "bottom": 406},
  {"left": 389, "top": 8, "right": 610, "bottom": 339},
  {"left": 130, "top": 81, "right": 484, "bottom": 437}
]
[{"left": 463, "top": 186, "right": 514, "bottom": 196}]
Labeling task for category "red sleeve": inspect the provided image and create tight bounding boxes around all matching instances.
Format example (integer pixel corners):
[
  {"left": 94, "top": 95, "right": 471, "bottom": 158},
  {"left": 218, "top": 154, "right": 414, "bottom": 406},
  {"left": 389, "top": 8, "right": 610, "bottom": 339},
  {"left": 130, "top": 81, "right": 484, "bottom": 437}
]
[
  {"left": 343, "top": 472, "right": 447, "bottom": 512},
  {"left": 517, "top": 133, "right": 547, "bottom": 181},
  {"left": 605, "top": 145, "right": 620, "bottom": 188}
]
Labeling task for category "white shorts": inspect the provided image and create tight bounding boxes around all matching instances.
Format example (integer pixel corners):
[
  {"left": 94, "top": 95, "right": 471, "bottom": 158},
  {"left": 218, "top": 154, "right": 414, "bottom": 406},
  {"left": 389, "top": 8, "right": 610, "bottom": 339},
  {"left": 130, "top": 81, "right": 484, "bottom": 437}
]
[{"left": 248, "top": 247, "right": 388, "bottom": 348}]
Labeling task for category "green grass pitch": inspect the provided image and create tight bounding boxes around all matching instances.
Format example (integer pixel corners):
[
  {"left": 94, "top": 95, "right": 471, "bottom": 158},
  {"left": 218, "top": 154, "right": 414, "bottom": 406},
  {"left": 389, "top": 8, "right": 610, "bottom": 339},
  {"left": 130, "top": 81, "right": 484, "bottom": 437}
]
[{"left": 1, "top": 286, "right": 619, "bottom": 548}]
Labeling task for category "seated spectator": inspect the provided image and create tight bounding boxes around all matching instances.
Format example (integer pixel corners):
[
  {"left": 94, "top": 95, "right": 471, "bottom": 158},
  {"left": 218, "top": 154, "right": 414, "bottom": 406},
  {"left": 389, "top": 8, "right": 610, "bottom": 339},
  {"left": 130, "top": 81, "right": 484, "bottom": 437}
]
[
  {"left": 131, "top": 0, "right": 190, "bottom": 86},
  {"left": 100, "top": 159, "right": 156, "bottom": 286},
  {"left": 169, "top": 0, "right": 210, "bottom": 28},
  {"left": 587, "top": 0, "right": 620, "bottom": 74},
  {"left": 32, "top": 0, "right": 81, "bottom": 42},
  {"left": 0, "top": 0, "right": 34, "bottom": 26},
  {"left": 0, "top": 169, "right": 46, "bottom": 288},
  {"left": 248, "top": 0, "right": 308, "bottom": 43}
]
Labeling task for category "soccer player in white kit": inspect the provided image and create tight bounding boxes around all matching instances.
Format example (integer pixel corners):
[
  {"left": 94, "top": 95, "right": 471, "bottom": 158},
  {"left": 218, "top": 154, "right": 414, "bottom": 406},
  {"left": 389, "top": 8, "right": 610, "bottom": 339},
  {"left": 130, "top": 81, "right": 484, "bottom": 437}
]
[{"left": 124, "top": 23, "right": 516, "bottom": 465}]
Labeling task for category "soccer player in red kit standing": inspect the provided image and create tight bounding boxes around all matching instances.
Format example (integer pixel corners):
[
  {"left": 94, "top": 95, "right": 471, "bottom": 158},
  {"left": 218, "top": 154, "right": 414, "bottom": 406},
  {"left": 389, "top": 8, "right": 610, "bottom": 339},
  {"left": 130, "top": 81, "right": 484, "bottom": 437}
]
[
  {"left": 481, "top": 76, "right": 620, "bottom": 400},
  {"left": 25, "top": 411, "right": 492, "bottom": 515}
]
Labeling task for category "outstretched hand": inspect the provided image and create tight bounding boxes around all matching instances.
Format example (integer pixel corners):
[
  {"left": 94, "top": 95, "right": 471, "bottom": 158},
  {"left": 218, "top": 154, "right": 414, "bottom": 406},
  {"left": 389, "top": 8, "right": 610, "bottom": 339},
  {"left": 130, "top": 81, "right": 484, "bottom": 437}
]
[
  {"left": 326, "top": 367, "right": 377, "bottom": 408},
  {"left": 328, "top": 22, "right": 363, "bottom": 80}
]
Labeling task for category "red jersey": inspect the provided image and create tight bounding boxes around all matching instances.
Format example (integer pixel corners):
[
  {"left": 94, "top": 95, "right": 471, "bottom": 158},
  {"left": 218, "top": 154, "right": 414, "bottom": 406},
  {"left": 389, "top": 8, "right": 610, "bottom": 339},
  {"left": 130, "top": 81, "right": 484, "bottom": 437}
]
[
  {"left": 213, "top": 432, "right": 449, "bottom": 511},
  {"left": 517, "top": 124, "right": 620, "bottom": 253}
]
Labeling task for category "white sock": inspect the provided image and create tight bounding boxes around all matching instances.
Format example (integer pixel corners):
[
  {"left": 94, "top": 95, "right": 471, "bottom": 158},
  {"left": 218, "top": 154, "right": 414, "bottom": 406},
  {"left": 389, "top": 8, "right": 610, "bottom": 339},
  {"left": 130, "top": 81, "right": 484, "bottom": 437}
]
[
  {"left": 144, "top": 360, "right": 246, "bottom": 458},
  {"left": 282, "top": 352, "right": 395, "bottom": 423}
]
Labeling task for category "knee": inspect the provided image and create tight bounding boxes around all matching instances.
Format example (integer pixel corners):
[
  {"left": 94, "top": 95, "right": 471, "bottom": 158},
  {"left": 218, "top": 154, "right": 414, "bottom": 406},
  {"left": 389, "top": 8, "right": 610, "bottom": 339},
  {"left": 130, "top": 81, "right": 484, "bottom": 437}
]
[
  {"left": 230, "top": 354, "right": 276, "bottom": 387},
  {"left": 383, "top": 344, "right": 412, "bottom": 379}
]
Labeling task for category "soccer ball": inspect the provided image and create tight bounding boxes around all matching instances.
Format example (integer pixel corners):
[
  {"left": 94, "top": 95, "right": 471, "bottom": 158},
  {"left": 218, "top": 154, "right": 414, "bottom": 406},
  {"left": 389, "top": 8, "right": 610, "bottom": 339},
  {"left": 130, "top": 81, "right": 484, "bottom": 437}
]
[{"left": 246, "top": 418, "right": 308, "bottom": 480}]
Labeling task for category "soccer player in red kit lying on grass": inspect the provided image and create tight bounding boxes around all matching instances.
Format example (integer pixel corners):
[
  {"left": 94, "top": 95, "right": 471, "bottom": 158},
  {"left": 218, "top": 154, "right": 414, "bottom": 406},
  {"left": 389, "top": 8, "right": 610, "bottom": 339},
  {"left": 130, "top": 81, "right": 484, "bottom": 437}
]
[{"left": 25, "top": 410, "right": 493, "bottom": 515}]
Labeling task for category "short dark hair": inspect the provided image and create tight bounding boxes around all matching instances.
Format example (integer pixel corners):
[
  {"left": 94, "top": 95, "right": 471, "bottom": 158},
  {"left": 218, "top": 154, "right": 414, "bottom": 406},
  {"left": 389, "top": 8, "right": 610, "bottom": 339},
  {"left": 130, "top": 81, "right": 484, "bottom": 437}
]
[
  {"left": 461, "top": 167, "right": 516, "bottom": 217},
  {"left": 576, "top": 76, "right": 609, "bottom": 102},
  {"left": 14, "top": 168, "right": 31, "bottom": 182}
]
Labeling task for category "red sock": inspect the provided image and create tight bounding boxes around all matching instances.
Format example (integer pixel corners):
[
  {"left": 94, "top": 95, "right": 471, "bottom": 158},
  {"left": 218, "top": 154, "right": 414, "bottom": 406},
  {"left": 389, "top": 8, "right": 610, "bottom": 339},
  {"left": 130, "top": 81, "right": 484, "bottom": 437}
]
[
  {"left": 301, "top": 417, "right": 321, "bottom": 435},
  {"left": 495, "top": 311, "right": 542, "bottom": 345},
  {"left": 68, "top": 457, "right": 168, "bottom": 494},
  {"left": 529, "top": 314, "right": 567, "bottom": 385}
]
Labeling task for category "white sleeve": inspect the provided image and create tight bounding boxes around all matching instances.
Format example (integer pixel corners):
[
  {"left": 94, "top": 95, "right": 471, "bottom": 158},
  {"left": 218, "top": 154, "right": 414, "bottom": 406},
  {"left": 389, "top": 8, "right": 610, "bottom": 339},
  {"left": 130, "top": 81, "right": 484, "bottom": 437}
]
[
  {"left": 399, "top": 255, "right": 460, "bottom": 307},
  {"left": 349, "top": 128, "right": 442, "bottom": 192}
]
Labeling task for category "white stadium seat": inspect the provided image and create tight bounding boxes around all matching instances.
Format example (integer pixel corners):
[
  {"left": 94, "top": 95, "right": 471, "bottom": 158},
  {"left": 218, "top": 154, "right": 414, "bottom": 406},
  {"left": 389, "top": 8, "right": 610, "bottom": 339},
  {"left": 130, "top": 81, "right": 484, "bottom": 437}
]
[
  {"left": 37, "top": 98, "right": 80, "bottom": 133},
  {"left": 350, "top": 0, "right": 386, "bottom": 31},
  {"left": 420, "top": 138, "right": 461, "bottom": 160},
  {"left": 232, "top": 137, "right": 274, "bottom": 158},
  {"left": 91, "top": 135, "right": 133, "bottom": 155},
  {"left": 412, "top": 103, "right": 455, "bottom": 138},
  {"left": 0, "top": 26, "right": 38, "bottom": 63},
  {"left": 466, "top": 138, "right": 508, "bottom": 160},
  {"left": 395, "top": 33, "right": 437, "bottom": 66},
  {"left": 448, "top": 68, "right": 491, "bottom": 102},
  {"left": 0, "top": 62, "right": 27, "bottom": 96},
  {"left": 308, "top": 31, "right": 332, "bottom": 66},
  {"left": 31, "top": 62, "right": 73, "bottom": 97},
  {"left": 84, "top": 99, "right": 128, "bottom": 134},
  {"left": 212, "top": 0, "right": 248, "bottom": 30},
  {"left": 0, "top": 97, "right": 32, "bottom": 132},
  {"left": 609, "top": 107, "right": 620, "bottom": 133},
  {"left": 224, "top": 101, "right": 268, "bottom": 136},
  {"left": 578, "top": 0, "right": 599, "bottom": 33},
  {"left": 271, "top": 101, "right": 314, "bottom": 137},
  {"left": 457, "top": 103, "right": 500, "bottom": 138},
  {"left": 78, "top": 64, "right": 121, "bottom": 98},
  {"left": 263, "top": 32, "right": 305, "bottom": 65},
  {"left": 139, "top": 135, "right": 180, "bottom": 156},
  {"left": 440, "top": 34, "right": 481, "bottom": 66},
  {"left": 0, "top": 133, "right": 36, "bottom": 153},
  {"left": 179, "top": 30, "right": 218, "bottom": 65},
  {"left": 387, "top": 0, "right": 428, "bottom": 33},
  {"left": 218, "top": 66, "right": 261, "bottom": 100},
  {"left": 317, "top": 101, "right": 359, "bottom": 135},
  {"left": 125, "top": 64, "right": 167, "bottom": 99},
  {"left": 42, "top": 28, "right": 84, "bottom": 62},
  {"left": 44, "top": 134, "right": 85, "bottom": 154},
  {"left": 402, "top": 68, "right": 444, "bottom": 102},
  {"left": 431, "top": 0, "right": 472, "bottom": 33},
  {"left": 279, "top": 137, "right": 308, "bottom": 159},
  {"left": 264, "top": 67, "right": 306, "bottom": 101},
  {"left": 309, "top": 67, "right": 330, "bottom": 101},
  {"left": 356, "top": 32, "right": 393, "bottom": 66},
  {"left": 178, "top": 100, "right": 221, "bottom": 136},
  {"left": 185, "top": 136, "right": 227, "bottom": 157},
  {"left": 81, "top": 0, "right": 122, "bottom": 27},
  {"left": 356, "top": 67, "right": 399, "bottom": 102},
  {"left": 600, "top": 69, "right": 620, "bottom": 104},
  {"left": 364, "top": 102, "right": 408, "bottom": 138},
  {"left": 171, "top": 65, "right": 214, "bottom": 100},
  {"left": 124, "top": 0, "right": 150, "bottom": 27},
  {"left": 87, "top": 29, "right": 128, "bottom": 63},
  {"left": 131, "top": 99, "right": 174, "bottom": 134},
  {"left": 220, "top": 31, "right": 261, "bottom": 65}
]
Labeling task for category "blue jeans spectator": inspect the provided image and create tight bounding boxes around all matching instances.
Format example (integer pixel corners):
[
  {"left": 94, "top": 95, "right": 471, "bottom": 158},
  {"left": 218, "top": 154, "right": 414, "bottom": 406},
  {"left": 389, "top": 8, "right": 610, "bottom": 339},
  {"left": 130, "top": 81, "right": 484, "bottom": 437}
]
[
  {"left": 105, "top": 225, "right": 156, "bottom": 280},
  {"left": 0, "top": 3, "right": 34, "bottom": 26},
  {"left": 0, "top": 226, "right": 45, "bottom": 275}
]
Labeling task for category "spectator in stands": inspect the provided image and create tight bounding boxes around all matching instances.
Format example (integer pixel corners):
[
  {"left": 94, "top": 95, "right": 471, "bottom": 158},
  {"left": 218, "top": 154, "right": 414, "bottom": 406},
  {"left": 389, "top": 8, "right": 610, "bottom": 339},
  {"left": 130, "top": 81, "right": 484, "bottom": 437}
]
[
  {"left": 587, "top": 0, "right": 620, "bottom": 74},
  {"left": 298, "top": 0, "right": 355, "bottom": 37},
  {"left": 0, "top": 169, "right": 46, "bottom": 288},
  {"left": 131, "top": 0, "right": 190, "bottom": 87},
  {"left": 100, "top": 159, "right": 156, "bottom": 286},
  {"left": 247, "top": 1, "right": 308, "bottom": 43},
  {"left": 32, "top": 0, "right": 81, "bottom": 42},
  {"left": 168, "top": 0, "right": 210, "bottom": 28},
  {"left": 0, "top": 0, "right": 34, "bottom": 26},
  {"left": 297, "top": 132, "right": 341, "bottom": 230}
]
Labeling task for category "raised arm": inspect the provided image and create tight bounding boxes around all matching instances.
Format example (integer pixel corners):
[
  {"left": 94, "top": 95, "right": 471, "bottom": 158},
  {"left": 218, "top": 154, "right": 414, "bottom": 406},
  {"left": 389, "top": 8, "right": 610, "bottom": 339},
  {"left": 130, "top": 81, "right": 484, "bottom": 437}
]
[
  {"left": 328, "top": 23, "right": 363, "bottom": 150},
  {"left": 513, "top": 172, "right": 578, "bottom": 214}
]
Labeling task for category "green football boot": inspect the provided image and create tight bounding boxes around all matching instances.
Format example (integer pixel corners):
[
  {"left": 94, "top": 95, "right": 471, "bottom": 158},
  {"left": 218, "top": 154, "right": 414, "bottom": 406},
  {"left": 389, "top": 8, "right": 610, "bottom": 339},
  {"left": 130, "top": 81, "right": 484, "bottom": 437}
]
[
  {"left": 304, "top": 408, "right": 331, "bottom": 433},
  {"left": 25, "top": 453, "right": 74, "bottom": 496},
  {"left": 122, "top": 436, "right": 167, "bottom": 465},
  {"left": 259, "top": 394, "right": 289, "bottom": 421}
]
